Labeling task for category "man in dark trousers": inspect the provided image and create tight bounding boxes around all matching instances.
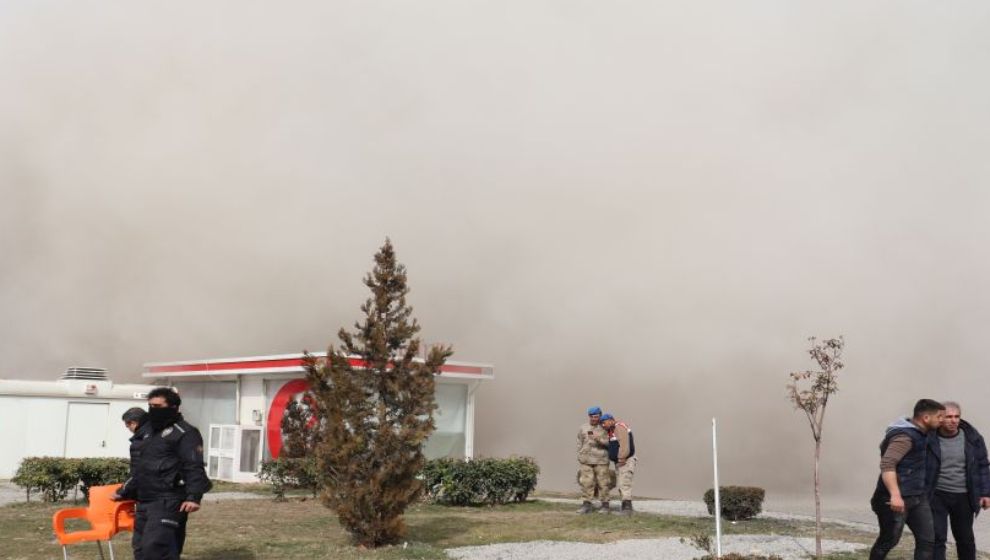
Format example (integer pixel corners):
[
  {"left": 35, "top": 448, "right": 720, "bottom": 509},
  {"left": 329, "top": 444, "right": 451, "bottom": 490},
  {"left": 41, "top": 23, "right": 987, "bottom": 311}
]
[
  {"left": 932, "top": 401, "right": 990, "bottom": 560},
  {"left": 869, "top": 399, "right": 944, "bottom": 560},
  {"left": 115, "top": 387, "right": 212, "bottom": 560}
]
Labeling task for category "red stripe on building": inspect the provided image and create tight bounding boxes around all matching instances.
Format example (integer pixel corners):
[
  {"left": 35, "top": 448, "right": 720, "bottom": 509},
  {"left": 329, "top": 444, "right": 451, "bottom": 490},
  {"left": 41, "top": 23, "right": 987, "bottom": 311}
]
[
  {"left": 148, "top": 358, "right": 306, "bottom": 373},
  {"left": 439, "top": 364, "right": 485, "bottom": 374},
  {"left": 147, "top": 358, "right": 484, "bottom": 375}
]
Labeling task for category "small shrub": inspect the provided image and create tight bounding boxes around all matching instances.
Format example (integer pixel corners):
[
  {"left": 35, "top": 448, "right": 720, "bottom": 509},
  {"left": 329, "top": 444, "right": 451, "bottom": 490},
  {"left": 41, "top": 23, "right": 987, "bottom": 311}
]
[
  {"left": 75, "top": 458, "right": 130, "bottom": 499},
  {"left": 259, "top": 459, "right": 292, "bottom": 501},
  {"left": 703, "top": 486, "right": 766, "bottom": 521},
  {"left": 688, "top": 533, "right": 713, "bottom": 554},
  {"left": 685, "top": 532, "right": 782, "bottom": 560},
  {"left": 422, "top": 458, "right": 472, "bottom": 506},
  {"left": 294, "top": 456, "right": 321, "bottom": 497},
  {"left": 13, "top": 457, "right": 81, "bottom": 503},
  {"left": 422, "top": 457, "right": 539, "bottom": 506},
  {"left": 259, "top": 457, "right": 321, "bottom": 501},
  {"left": 13, "top": 457, "right": 131, "bottom": 503}
]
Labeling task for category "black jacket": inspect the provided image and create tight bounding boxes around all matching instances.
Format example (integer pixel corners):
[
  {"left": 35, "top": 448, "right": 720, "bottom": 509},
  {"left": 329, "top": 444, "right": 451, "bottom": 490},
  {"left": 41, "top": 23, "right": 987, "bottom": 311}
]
[
  {"left": 119, "top": 413, "right": 212, "bottom": 503},
  {"left": 949, "top": 420, "right": 990, "bottom": 514}
]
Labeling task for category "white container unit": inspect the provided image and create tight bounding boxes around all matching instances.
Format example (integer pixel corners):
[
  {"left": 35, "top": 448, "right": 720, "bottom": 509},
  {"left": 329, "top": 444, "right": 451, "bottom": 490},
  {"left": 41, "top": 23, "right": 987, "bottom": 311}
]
[{"left": 0, "top": 368, "right": 157, "bottom": 479}]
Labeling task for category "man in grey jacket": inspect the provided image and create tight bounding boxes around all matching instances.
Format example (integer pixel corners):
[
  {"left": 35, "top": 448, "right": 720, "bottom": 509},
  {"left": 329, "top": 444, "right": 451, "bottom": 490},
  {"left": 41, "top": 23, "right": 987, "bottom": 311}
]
[{"left": 932, "top": 401, "right": 990, "bottom": 560}]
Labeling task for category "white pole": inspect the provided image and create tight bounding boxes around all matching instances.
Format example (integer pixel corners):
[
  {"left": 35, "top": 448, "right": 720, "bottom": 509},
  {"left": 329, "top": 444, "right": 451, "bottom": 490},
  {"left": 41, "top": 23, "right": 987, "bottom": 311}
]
[
  {"left": 464, "top": 380, "right": 479, "bottom": 459},
  {"left": 712, "top": 417, "right": 723, "bottom": 559}
]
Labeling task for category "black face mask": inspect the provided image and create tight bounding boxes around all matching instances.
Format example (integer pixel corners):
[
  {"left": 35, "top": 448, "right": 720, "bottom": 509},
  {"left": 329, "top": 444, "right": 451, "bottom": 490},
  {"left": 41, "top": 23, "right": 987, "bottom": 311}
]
[{"left": 148, "top": 407, "right": 179, "bottom": 431}]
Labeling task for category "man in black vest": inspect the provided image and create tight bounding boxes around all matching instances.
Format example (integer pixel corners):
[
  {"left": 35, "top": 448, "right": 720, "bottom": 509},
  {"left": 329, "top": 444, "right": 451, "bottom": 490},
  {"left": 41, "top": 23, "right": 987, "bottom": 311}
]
[
  {"left": 601, "top": 413, "right": 636, "bottom": 516},
  {"left": 869, "top": 399, "right": 945, "bottom": 560},
  {"left": 115, "top": 387, "right": 212, "bottom": 560},
  {"left": 931, "top": 401, "right": 990, "bottom": 560}
]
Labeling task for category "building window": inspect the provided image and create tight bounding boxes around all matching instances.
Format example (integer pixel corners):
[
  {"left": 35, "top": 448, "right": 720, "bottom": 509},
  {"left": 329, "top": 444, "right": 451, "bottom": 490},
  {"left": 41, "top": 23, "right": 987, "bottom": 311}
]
[{"left": 240, "top": 429, "right": 261, "bottom": 473}]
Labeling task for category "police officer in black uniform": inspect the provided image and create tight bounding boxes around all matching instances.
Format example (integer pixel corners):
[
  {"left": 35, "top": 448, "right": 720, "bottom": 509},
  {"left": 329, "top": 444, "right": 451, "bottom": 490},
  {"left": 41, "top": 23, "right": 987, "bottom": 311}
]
[{"left": 115, "top": 387, "right": 212, "bottom": 560}]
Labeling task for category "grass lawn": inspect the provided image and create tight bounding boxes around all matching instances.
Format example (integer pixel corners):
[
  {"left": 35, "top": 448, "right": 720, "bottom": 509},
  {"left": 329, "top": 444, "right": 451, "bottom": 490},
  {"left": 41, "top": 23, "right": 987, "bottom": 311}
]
[{"left": 0, "top": 498, "right": 979, "bottom": 560}]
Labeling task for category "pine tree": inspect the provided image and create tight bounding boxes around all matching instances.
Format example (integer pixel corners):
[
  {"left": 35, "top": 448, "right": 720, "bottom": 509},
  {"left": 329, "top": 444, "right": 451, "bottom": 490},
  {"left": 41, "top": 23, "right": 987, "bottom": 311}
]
[{"left": 304, "top": 238, "right": 452, "bottom": 547}]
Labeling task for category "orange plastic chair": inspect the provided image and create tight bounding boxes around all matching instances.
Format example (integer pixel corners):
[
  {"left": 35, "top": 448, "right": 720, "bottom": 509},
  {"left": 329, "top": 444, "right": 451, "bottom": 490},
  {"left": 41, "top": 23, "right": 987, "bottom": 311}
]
[{"left": 52, "top": 483, "right": 136, "bottom": 560}]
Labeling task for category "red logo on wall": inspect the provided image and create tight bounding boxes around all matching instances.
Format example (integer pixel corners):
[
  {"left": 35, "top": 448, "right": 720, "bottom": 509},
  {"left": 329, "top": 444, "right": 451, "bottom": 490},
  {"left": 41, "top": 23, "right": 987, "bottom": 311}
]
[{"left": 266, "top": 379, "right": 312, "bottom": 459}]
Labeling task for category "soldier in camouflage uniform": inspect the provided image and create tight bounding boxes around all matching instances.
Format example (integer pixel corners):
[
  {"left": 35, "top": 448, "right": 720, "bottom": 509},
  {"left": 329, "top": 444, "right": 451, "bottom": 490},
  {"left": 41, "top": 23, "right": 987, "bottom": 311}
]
[
  {"left": 602, "top": 413, "right": 637, "bottom": 516},
  {"left": 577, "top": 406, "right": 612, "bottom": 514}
]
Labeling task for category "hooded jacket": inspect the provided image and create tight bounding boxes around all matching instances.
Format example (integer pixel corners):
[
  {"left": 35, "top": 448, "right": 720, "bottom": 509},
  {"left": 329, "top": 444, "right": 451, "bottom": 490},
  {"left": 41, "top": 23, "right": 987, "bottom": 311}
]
[{"left": 875, "top": 417, "right": 934, "bottom": 498}]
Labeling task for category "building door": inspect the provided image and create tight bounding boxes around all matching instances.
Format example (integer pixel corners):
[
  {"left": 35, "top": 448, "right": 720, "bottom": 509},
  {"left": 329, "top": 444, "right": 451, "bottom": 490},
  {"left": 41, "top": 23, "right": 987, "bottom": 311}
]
[
  {"left": 208, "top": 425, "right": 237, "bottom": 481},
  {"left": 64, "top": 402, "right": 110, "bottom": 457}
]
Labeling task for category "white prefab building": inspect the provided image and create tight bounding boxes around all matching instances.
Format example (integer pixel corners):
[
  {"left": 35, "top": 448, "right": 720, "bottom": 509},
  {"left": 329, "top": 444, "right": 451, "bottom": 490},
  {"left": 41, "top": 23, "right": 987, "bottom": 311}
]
[
  {"left": 0, "top": 369, "right": 157, "bottom": 479},
  {"left": 142, "top": 353, "right": 494, "bottom": 483}
]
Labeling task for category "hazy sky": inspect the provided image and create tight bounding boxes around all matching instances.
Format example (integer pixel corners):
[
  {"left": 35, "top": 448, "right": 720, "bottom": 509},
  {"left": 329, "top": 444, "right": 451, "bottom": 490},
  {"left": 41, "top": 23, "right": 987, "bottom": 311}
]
[{"left": 2, "top": 1, "right": 990, "bottom": 499}]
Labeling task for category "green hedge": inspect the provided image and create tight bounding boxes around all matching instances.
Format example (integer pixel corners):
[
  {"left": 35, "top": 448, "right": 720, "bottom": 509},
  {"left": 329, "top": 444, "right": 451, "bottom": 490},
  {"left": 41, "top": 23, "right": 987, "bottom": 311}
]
[
  {"left": 12, "top": 457, "right": 130, "bottom": 503},
  {"left": 75, "top": 458, "right": 131, "bottom": 499},
  {"left": 258, "top": 457, "right": 320, "bottom": 501},
  {"left": 703, "top": 486, "right": 766, "bottom": 521},
  {"left": 421, "top": 457, "right": 539, "bottom": 506},
  {"left": 255, "top": 456, "right": 541, "bottom": 506}
]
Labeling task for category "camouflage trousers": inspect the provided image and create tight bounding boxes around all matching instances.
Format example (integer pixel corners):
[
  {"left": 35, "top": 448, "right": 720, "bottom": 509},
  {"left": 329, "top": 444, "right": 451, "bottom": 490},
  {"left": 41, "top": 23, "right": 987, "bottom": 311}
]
[
  {"left": 617, "top": 456, "right": 636, "bottom": 501},
  {"left": 578, "top": 463, "right": 612, "bottom": 501}
]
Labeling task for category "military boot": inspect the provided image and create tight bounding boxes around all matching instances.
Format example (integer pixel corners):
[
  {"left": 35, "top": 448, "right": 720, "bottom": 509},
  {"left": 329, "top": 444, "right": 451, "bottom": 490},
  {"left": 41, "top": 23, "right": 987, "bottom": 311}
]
[
  {"left": 576, "top": 500, "right": 594, "bottom": 514},
  {"left": 597, "top": 500, "right": 611, "bottom": 514},
  {"left": 617, "top": 500, "right": 634, "bottom": 516}
]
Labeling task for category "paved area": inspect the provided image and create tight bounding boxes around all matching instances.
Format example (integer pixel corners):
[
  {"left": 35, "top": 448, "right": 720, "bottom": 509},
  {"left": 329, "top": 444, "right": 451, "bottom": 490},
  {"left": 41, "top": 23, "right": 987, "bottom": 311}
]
[
  {"left": 541, "top": 496, "right": 873, "bottom": 530},
  {"left": 447, "top": 535, "right": 865, "bottom": 560},
  {"left": 546, "top": 495, "right": 990, "bottom": 553},
  {"left": 0, "top": 480, "right": 24, "bottom": 506}
]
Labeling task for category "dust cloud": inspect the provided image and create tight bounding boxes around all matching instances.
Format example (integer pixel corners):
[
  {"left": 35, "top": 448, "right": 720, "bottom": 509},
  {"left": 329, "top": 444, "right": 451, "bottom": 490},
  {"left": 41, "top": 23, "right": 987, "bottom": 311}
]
[{"left": 2, "top": 1, "right": 990, "bottom": 502}]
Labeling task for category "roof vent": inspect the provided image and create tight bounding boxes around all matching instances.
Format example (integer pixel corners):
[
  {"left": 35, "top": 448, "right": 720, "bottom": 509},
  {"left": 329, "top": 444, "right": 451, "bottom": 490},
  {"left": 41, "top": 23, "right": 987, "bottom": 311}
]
[{"left": 61, "top": 367, "right": 110, "bottom": 381}]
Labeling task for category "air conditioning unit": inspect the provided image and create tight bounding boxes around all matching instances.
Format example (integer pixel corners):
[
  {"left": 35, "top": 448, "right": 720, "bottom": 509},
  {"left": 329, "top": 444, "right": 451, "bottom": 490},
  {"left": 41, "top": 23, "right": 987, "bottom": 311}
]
[{"left": 61, "top": 367, "right": 109, "bottom": 381}]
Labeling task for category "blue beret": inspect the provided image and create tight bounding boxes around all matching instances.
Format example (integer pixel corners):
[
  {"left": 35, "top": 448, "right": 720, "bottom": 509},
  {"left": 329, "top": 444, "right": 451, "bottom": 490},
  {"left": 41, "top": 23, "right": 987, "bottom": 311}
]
[
  {"left": 600, "top": 413, "right": 614, "bottom": 422},
  {"left": 587, "top": 406, "right": 602, "bottom": 416}
]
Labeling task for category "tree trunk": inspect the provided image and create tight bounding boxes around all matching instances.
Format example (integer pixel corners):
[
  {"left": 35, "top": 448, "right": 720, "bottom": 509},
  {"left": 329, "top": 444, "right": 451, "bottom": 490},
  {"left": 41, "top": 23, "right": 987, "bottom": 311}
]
[{"left": 814, "top": 438, "right": 822, "bottom": 558}]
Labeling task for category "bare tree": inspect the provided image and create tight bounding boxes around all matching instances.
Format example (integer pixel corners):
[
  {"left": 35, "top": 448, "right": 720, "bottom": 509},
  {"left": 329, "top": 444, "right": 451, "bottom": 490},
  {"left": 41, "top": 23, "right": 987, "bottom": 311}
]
[{"left": 787, "top": 336, "right": 844, "bottom": 559}]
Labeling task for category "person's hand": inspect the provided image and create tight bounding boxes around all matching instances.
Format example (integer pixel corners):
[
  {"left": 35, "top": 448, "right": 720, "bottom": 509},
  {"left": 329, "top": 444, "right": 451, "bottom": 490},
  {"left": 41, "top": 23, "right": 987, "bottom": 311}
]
[
  {"left": 179, "top": 501, "right": 200, "bottom": 513},
  {"left": 980, "top": 497, "right": 990, "bottom": 510},
  {"left": 888, "top": 495, "right": 905, "bottom": 513},
  {"left": 617, "top": 460, "right": 626, "bottom": 467}
]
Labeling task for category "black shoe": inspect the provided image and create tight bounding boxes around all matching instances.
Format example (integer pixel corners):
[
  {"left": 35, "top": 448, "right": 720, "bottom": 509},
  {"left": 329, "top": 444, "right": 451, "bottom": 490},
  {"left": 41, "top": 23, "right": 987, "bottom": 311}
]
[
  {"left": 576, "top": 501, "right": 594, "bottom": 514},
  {"left": 617, "top": 500, "right": 633, "bottom": 516},
  {"left": 597, "top": 501, "right": 611, "bottom": 514}
]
